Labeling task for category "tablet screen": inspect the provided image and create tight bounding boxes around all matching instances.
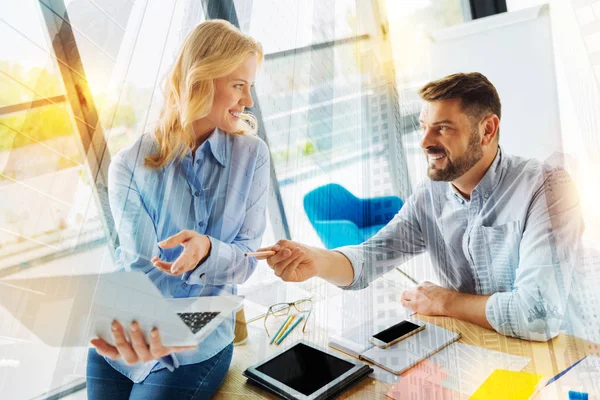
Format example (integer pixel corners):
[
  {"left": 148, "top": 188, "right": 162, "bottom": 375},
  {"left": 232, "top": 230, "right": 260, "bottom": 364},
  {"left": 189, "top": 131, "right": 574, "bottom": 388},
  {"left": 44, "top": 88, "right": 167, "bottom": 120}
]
[{"left": 256, "top": 342, "right": 354, "bottom": 396}]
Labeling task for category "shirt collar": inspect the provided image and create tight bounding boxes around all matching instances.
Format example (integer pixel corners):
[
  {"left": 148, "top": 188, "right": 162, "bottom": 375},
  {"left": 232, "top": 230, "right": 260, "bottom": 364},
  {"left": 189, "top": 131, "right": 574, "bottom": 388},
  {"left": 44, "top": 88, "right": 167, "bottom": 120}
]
[
  {"left": 447, "top": 146, "right": 505, "bottom": 202},
  {"left": 472, "top": 145, "right": 504, "bottom": 199},
  {"left": 203, "top": 128, "right": 227, "bottom": 167}
]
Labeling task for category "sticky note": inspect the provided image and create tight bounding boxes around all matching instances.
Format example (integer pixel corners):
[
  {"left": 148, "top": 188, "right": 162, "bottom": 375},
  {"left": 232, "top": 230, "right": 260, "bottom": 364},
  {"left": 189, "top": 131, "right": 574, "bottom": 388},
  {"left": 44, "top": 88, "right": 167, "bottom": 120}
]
[
  {"left": 386, "top": 359, "right": 458, "bottom": 400},
  {"left": 469, "top": 369, "right": 543, "bottom": 400}
]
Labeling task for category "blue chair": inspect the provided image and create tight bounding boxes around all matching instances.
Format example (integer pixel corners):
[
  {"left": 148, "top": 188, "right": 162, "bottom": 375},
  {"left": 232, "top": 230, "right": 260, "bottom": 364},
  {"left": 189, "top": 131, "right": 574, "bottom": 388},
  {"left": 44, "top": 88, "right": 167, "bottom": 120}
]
[{"left": 303, "top": 183, "right": 403, "bottom": 249}]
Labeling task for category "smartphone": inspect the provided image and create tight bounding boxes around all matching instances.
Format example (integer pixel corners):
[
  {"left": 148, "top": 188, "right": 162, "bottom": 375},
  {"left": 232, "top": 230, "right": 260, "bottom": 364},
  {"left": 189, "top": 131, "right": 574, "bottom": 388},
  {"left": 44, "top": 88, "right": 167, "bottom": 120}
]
[{"left": 369, "top": 320, "right": 425, "bottom": 348}]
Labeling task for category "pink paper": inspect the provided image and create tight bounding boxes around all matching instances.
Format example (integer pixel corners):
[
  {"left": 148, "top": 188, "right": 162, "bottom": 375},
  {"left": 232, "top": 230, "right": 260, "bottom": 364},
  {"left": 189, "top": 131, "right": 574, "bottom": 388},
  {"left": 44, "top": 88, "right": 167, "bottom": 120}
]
[{"left": 386, "top": 359, "right": 458, "bottom": 400}]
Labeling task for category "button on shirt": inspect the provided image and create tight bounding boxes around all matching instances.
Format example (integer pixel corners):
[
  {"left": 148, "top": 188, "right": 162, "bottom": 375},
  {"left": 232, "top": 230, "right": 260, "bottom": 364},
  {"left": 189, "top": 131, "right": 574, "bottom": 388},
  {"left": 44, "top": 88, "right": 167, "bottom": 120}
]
[
  {"left": 336, "top": 148, "right": 583, "bottom": 341},
  {"left": 106, "top": 128, "right": 270, "bottom": 382}
]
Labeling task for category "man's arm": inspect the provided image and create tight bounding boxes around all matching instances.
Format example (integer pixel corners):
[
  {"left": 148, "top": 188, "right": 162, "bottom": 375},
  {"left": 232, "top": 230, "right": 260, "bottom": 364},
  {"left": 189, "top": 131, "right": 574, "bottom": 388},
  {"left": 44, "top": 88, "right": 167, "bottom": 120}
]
[
  {"left": 315, "top": 248, "right": 355, "bottom": 286},
  {"left": 402, "top": 167, "right": 584, "bottom": 340},
  {"left": 267, "top": 240, "right": 495, "bottom": 331},
  {"left": 484, "top": 167, "right": 583, "bottom": 341},
  {"left": 446, "top": 292, "right": 492, "bottom": 329},
  {"left": 258, "top": 190, "right": 426, "bottom": 287},
  {"left": 334, "top": 192, "right": 427, "bottom": 289},
  {"left": 401, "top": 282, "right": 492, "bottom": 330},
  {"left": 257, "top": 241, "right": 354, "bottom": 285}
]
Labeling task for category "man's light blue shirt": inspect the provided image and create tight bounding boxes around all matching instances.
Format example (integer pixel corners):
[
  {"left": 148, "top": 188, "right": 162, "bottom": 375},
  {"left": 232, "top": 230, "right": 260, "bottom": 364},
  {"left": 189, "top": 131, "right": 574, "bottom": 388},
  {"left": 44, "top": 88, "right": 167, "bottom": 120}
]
[
  {"left": 106, "top": 128, "right": 270, "bottom": 382},
  {"left": 336, "top": 148, "right": 583, "bottom": 341}
]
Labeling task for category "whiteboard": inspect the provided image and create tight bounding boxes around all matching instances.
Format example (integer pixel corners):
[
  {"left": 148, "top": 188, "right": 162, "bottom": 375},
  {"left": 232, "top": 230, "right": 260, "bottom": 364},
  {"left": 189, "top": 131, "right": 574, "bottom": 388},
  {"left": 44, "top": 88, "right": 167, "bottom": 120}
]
[{"left": 430, "top": 5, "right": 561, "bottom": 162}]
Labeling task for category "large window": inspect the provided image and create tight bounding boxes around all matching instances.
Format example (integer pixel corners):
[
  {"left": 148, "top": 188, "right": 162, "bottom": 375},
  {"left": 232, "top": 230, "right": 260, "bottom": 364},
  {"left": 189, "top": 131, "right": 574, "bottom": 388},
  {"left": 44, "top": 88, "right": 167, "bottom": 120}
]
[
  {"left": 0, "top": 0, "right": 467, "bottom": 398},
  {"left": 0, "top": 0, "right": 104, "bottom": 276},
  {"left": 230, "top": 0, "right": 467, "bottom": 349},
  {"left": 384, "top": 0, "right": 466, "bottom": 189},
  {"left": 0, "top": 1, "right": 209, "bottom": 398},
  {"left": 232, "top": 0, "right": 466, "bottom": 245},
  {"left": 0, "top": 1, "right": 109, "bottom": 398}
]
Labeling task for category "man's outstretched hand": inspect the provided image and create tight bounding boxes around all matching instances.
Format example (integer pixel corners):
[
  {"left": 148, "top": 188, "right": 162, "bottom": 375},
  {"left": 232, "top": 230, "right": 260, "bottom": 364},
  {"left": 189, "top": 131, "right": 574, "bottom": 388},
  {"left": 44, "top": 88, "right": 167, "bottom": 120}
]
[{"left": 256, "top": 240, "right": 319, "bottom": 282}]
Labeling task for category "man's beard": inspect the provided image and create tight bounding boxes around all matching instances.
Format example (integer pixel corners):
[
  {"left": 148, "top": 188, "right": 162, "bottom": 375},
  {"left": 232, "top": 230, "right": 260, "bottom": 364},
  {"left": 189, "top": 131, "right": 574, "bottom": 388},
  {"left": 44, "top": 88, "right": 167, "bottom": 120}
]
[{"left": 426, "top": 129, "right": 483, "bottom": 182}]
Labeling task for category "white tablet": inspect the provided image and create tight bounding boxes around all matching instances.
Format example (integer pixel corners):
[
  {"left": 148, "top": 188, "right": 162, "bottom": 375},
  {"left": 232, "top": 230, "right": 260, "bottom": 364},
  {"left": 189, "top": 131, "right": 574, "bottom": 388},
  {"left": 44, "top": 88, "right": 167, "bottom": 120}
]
[{"left": 0, "top": 270, "right": 243, "bottom": 347}]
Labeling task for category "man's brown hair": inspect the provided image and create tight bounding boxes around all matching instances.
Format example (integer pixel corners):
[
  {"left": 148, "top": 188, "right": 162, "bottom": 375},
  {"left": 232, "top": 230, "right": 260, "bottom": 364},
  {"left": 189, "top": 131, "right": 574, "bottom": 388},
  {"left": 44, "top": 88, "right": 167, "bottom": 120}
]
[{"left": 419, "top": 72, "right": 501, "bottom": 141}]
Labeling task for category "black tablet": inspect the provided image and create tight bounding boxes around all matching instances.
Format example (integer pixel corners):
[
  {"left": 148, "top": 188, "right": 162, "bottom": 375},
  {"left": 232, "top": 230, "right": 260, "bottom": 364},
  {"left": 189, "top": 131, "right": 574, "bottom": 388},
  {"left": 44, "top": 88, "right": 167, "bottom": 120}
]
[{"left": 243, "top": 340, "right": 373, "bottom": 400}]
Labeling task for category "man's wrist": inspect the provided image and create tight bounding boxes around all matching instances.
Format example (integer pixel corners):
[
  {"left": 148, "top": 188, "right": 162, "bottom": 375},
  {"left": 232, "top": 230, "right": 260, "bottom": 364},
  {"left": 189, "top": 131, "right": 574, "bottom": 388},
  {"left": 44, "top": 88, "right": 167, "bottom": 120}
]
[
  {"left": 441, "top": 289, "right": 458, "bottom": 316},
  {"left": 441, "top": 291, "right": 493, "bottom": 330},
  {"left": 318, "top": 249, "right": 354, "bottom": 287},
  {"left": 314, "top": 248, "right": 328, "bottom": 279}
]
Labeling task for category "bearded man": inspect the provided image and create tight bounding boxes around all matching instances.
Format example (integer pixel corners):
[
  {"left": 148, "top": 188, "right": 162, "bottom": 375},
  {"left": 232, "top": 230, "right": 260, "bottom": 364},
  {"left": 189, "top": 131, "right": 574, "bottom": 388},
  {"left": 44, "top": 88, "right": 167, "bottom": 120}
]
[{"left": 258, "top": 72, "right": 583, "bottom": 342}]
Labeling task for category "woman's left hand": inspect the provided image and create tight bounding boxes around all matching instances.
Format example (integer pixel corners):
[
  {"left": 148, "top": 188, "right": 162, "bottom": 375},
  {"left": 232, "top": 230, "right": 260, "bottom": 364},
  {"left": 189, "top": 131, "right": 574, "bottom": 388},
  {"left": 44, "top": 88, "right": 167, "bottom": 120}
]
[{"left": 152, "top": 230, "right": 211, "bottom": 276}]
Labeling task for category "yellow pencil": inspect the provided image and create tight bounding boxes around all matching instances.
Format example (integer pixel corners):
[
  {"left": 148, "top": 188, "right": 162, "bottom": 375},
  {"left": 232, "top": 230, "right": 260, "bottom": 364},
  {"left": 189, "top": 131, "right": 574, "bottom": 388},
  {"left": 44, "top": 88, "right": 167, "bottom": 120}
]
[{"left": 272, "top": 315, "right": 296, "bottom": 344}]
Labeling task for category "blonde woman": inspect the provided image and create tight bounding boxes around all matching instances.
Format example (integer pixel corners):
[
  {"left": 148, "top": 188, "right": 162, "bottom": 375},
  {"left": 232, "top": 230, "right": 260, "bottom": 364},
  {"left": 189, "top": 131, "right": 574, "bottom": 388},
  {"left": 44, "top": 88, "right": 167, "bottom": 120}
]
[{"left": 86, "top": 20, "right": 268, "bottom": 399}]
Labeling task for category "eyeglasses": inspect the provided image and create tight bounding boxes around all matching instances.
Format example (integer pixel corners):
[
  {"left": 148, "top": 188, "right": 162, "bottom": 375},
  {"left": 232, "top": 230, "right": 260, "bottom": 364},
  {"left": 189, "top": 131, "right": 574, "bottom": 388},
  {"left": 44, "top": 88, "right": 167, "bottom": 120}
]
[{"left": 246, "top": 298, "right": 313, "bottom": 338}]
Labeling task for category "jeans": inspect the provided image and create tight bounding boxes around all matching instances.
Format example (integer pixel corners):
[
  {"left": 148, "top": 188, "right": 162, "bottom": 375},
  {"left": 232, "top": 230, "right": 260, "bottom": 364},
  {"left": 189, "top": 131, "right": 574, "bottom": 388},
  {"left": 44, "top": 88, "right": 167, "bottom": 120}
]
[{"left": 86, "top": 344, "right": 233, "bottom": 400}]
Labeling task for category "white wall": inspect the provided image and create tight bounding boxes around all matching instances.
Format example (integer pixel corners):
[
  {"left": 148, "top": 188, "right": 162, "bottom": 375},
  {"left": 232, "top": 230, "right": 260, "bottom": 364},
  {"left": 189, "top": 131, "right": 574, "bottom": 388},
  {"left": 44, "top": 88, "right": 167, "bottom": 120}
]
[
  {"left": 430, "top": 6, "right": 562, "bottom": 162},
  {"left": 506, "top": 0, "right": 546, "bottom": 11}
]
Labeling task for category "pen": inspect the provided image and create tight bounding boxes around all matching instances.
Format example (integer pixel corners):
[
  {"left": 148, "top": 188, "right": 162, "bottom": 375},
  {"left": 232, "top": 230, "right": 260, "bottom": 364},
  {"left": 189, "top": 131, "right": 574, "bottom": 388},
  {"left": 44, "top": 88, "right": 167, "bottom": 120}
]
[
  {"left": 395, "top": 267, "right": 418, "bottom": 285},
  {"left": 245, "top": 251, "right": 276, "bottom": 257},
  {"left": 276, "top": 314, "right": 304, "bottom": 345},
  {"left": 270, "top": 315, "right": 294, "bottom": 344}
]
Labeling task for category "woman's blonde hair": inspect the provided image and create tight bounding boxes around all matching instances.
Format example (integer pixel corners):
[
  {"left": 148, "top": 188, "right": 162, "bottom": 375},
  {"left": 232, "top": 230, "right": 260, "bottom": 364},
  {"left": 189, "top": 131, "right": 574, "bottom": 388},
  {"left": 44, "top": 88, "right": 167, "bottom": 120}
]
[{"left": 146, "top": 20, "right": 263, "bottom": 168}]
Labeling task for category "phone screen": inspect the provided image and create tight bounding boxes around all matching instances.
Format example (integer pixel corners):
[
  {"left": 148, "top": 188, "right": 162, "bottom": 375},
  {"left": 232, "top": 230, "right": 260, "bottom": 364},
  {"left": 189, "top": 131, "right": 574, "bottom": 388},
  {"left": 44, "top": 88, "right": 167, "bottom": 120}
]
[{"left": 373, "top": 320, "right": 421, "bottom": 343}]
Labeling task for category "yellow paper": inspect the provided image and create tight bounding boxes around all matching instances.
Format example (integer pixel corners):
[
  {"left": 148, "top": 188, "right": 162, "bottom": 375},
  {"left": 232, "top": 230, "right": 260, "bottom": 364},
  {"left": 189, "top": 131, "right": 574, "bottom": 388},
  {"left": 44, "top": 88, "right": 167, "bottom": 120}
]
[{"left": 469, "top": 369, "right": 544, "bottom": 400}]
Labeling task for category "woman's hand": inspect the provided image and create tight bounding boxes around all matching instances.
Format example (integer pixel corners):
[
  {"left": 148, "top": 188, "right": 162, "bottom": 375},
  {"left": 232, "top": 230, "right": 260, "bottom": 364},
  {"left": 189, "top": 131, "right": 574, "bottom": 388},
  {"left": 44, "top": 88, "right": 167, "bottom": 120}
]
[
  {"left": 152, "top": 230, "right": 212, "bottom": 275},
  {"left": 90, "top": 321, "right": 196, "bottom": 365}
]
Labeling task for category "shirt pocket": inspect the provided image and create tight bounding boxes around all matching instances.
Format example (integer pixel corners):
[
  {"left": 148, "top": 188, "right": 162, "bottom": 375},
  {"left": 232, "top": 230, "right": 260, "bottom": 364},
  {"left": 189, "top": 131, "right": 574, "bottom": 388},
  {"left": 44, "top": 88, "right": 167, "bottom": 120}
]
[{"left": 473, "top": 221, "right": 522, "bottom": 293}]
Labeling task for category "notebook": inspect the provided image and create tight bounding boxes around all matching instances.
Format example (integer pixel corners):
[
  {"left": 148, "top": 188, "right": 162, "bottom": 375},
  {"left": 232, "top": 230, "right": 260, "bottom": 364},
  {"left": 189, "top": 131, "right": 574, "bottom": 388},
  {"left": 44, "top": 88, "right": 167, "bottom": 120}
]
[{"left": 329, "top": 320, "right": 461, "bottom": 375}]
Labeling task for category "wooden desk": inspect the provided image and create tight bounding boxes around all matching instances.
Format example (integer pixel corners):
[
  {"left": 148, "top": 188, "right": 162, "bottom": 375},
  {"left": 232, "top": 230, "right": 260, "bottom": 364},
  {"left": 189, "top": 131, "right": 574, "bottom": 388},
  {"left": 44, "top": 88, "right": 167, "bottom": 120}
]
[{"left": 215, "top": 283, "right": 600, "bottom": 399}]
